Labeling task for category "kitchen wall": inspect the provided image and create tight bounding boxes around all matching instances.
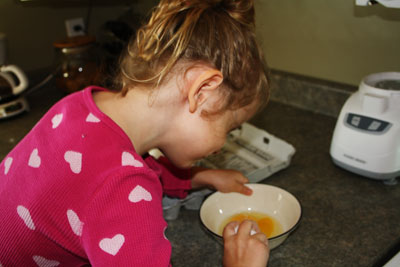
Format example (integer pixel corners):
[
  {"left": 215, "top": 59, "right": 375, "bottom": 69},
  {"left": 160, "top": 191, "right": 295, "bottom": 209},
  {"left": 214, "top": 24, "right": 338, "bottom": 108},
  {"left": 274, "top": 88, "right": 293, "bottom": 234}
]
[
  {"left": 0, "top": 0, "right": 157, "bottom": 72},
  {"left": 1, "top": 0, "right": 399, "bottom": 87},
  {"left": 255, "top": 0, "right": 400, "bottom": 86}
]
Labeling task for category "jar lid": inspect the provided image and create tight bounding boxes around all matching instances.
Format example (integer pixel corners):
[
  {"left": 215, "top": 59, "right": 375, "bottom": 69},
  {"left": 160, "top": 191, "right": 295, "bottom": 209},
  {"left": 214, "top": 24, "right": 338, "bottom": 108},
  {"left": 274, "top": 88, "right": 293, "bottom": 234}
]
[{"left": 53, "top": 35, "right": 96, "bottom": 48}]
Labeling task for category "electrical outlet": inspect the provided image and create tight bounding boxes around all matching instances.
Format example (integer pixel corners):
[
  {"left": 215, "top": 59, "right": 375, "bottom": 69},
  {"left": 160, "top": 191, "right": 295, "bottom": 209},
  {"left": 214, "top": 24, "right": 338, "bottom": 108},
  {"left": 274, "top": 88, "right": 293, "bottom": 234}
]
[{"left": 65, "top": 17, "right": 86, "bottom": 37}]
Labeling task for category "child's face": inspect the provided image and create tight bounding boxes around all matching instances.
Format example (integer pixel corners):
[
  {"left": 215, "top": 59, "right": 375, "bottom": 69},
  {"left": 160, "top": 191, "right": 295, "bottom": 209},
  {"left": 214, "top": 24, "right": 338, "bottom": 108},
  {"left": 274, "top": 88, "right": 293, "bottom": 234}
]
[{"left": 159, "top": 102, "right": 257, "bottom": 169}]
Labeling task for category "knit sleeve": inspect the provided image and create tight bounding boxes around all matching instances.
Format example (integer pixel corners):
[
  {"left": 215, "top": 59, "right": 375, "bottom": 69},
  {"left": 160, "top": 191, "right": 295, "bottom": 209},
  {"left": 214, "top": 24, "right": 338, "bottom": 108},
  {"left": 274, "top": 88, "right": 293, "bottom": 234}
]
[
  {"left": 81, "top": 169, "right": 171, "bottom": 266},
  {"left": 145, "top": 156, "right": 192, "bottom": 198}
]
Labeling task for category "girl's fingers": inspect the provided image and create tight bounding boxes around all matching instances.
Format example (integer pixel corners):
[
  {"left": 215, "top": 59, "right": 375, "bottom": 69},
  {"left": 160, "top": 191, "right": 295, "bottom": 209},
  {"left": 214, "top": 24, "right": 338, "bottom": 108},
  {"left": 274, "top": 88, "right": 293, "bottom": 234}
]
[
  {"left": 223, "top": 221, "right": 240, "bottom": 238},
  {"left": 238, "top": 175, "right": 249, "bottom": 183},
  {"left": 238, "top": 220, "right": 269, "bottom": 247},
  {"left": 253, "top": 233, "right": 269, "bottom": 247},
  {"left": 239, "top": 184, "right": 253, "bottom": 195},
  {"left": 237, "top": 220, "right": 259, "bottom": 237},
  {"left": 224, "top": 220, "right": 269, "bottom": 247}
]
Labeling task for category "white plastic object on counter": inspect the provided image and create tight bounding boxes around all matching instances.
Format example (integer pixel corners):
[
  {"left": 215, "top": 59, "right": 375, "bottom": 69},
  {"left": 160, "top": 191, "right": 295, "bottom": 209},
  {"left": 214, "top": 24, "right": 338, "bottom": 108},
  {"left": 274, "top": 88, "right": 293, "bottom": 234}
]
[
  {"left": 355, "top": 0, "right": 400, "bottom": 8},
  {"left": 162, "top": 189, "right": 212, "bottom": 221},
  {"left": 383, "top": 250, "right": 400, "bottom": 267},
  {"left": 199, "top": 122, "right": 296, "bottom": 183}
]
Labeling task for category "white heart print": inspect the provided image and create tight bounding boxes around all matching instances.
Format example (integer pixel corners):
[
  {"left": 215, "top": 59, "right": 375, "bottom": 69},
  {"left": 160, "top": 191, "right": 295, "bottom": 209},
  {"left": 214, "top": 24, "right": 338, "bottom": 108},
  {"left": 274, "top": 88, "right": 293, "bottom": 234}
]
[
  {"left": 129, "top": 185, "right": 152, "bottom": 203},
  {"left": 17, "top": 205, "right": 36, "bottom": 230},
  {"left": 51, "top": 113, "right": 63, "bottom": 129},
  {"left": 4, "top": 157, "right": 13, "bottom": 175},
  {"left": 28, "top": 148, "right": 41, "bottom": 168},
  {"left": 86, "top": 113, "right": 100, "bottom": 123},
  {"left": 67, "top": 209, "right": 83, "bottom": 236},
  {"left": 99, "top": 234, "right": 125, "bottom": 256},
  {"left": 122, "top": 152, "right": 143, "bottom": 168},
  {"left": 33, "top": 255, "right": 60, "bottom": 267},
  {"left": 64, "top": 151, "right": 82, "bottom": 174}
]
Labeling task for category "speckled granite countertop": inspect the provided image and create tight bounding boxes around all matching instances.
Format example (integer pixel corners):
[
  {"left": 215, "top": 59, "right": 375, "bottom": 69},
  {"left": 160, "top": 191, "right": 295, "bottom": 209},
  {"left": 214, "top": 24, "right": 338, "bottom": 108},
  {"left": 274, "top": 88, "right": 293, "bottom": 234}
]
[{"left": 1, "top": 80, "right": 399, "bottom": 267}]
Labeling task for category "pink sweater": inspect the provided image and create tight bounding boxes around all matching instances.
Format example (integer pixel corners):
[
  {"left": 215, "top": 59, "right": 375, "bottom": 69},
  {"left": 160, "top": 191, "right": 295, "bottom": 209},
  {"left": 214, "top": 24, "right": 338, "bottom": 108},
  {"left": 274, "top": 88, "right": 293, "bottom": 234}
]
[{"left": 0, "top": 86, "right": 192, "bottom": 266}]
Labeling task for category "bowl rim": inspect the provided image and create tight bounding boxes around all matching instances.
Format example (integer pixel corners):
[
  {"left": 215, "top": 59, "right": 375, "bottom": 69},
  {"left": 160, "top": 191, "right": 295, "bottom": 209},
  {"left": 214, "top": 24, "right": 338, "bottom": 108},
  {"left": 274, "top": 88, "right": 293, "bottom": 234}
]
[{"left": 199, "top": 183, "right": 303, "bottom": 241}]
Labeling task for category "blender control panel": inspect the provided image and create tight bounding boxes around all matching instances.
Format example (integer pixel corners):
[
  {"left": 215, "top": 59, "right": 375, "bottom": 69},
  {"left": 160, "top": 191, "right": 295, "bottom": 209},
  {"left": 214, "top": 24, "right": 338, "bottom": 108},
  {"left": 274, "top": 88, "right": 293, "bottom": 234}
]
[{"left": 345, "top": 113, "right": 392, "bottom": 134}]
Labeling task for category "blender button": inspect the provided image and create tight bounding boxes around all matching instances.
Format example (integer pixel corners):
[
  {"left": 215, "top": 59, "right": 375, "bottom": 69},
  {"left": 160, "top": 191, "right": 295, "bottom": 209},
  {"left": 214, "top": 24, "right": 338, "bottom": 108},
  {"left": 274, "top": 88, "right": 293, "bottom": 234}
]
[
  {"left": 351, "top": 116, "right": 361, "bottom": 127},
  {"left": 368, "top": 121, "right": 381, "bottom": 131}
]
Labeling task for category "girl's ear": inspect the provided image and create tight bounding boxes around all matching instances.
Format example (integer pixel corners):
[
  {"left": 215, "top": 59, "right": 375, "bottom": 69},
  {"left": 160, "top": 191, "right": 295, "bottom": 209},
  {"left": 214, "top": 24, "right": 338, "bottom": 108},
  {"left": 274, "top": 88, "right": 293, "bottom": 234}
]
[{"left": 187, "top": 68, "right": 223, "bottom": 113}]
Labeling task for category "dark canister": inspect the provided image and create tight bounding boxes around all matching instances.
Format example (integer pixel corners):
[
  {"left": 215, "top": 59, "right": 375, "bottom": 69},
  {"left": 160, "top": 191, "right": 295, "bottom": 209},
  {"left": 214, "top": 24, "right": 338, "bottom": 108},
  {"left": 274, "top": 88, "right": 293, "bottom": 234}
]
[{"left": 53, "top": 36, "right": 100, "bottom": 94}]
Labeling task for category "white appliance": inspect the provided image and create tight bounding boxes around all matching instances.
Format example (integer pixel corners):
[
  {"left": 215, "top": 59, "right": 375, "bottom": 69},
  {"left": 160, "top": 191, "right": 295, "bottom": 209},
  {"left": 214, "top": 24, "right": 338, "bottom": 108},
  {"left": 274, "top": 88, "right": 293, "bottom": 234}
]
[
  {"left": 356, "top": 0, "right": 400, "bottom": 8},
  {"left": 330, "top": 72, "right": 400, "bottom": 185},
  {"left": 0, "top": 33, "right": 30, "bottom": 119},
  {"left": 0, "top": 64, "right": 29, "bottom": 119}
]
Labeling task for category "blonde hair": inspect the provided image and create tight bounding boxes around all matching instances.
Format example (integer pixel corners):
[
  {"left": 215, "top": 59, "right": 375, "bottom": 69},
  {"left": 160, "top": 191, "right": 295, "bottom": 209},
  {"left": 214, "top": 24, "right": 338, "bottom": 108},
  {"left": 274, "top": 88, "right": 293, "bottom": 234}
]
[{"left": 116, "top": 0, "right": 270, "bottom": 114}]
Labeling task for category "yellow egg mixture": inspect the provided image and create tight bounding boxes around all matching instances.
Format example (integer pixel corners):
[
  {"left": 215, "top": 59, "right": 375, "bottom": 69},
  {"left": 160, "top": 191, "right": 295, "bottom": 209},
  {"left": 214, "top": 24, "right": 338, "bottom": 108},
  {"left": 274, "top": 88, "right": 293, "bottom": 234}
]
[{"left": 219, "top": 211, "right": 283, "bottom": 238}]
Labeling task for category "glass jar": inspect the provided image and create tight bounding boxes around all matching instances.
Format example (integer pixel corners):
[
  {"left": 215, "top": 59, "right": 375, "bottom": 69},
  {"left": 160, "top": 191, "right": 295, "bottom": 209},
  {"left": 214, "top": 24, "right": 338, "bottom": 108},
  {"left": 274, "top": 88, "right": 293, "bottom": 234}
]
[{"left": 53, "top": 36, "right": 99, "bottom": 94}]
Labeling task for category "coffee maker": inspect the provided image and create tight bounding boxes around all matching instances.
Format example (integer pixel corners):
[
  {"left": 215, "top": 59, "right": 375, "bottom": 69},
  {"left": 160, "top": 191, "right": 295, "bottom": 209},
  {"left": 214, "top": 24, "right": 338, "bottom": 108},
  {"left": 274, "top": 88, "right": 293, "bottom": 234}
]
[{"left": 0, "top": 33, "right": 29, "bottom": 119}]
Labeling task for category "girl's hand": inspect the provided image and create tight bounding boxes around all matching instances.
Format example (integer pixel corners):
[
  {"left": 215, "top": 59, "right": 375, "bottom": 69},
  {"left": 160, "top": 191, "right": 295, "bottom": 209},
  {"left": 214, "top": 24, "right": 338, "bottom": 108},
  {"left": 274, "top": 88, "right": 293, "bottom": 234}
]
[
  {"left": 190, "top": 167, "right": 252, "bottom": 195},
  {"left": 223, "top": 220, "right": 270, "bottom": 267}
]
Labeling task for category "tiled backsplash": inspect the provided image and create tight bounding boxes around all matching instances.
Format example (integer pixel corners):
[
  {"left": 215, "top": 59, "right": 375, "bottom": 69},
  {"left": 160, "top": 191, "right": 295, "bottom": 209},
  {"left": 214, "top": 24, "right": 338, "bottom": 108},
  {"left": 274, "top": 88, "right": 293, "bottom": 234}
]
[{"left": 269, "top": 70, "right": 357, "bottom": 117}]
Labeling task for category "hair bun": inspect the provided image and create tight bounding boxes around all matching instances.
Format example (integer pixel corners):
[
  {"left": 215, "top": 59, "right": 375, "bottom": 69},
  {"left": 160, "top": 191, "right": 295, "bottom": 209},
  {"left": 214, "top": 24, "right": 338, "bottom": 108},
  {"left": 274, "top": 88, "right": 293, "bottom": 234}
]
[
  {"left": 218, "top": 0, "right": 255, "bottom": 27},
  {"left": 184, "top": 0, "right": 255, "bottom": 27}
]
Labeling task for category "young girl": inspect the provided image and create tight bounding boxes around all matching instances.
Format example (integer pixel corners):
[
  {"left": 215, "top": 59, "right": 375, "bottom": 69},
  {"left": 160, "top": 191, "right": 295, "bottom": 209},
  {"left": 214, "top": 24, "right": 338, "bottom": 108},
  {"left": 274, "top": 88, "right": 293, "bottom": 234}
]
[{"left": 0, "top": 0, "right": 270, "bottom": 266}]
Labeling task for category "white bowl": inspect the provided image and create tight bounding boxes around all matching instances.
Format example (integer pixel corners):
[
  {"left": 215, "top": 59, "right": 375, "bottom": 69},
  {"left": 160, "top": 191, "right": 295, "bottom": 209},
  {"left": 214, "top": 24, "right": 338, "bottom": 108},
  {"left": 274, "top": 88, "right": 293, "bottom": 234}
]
[{"left": 199, "top": 184, "right": 302, "bottom": 249}]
